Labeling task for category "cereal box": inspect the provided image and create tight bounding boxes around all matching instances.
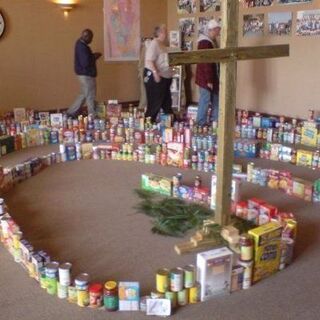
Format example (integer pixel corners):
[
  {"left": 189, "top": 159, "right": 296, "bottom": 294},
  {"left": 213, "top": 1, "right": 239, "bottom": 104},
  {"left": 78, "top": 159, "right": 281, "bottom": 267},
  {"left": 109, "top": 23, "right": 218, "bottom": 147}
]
[
  {"left": 296, "top": 150, "right": 313, "bottom": 168},
  {"left": 248, "top": 222, "right": 282, "bottom": 283},
  {"left": 196, "top": 247, "right": 233, "bottom": 301},
  {"left": 141, "top": 174, "right": 172, "bottom": 196},
  {"left": 301, "top": 126, "right": 318, "bottom": 147},
  {"left": 166, "top": 142, "right": 183, "bottom": 168},
  {"left": 118, "top": 282, "right": 140, "bottom": 311}
]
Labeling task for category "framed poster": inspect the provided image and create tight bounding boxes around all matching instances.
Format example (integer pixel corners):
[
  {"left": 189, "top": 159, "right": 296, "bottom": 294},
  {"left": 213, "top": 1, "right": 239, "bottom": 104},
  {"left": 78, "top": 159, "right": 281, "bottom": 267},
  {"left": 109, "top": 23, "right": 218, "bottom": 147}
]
[
  {"left": 104, "top": 0, "right": 140, "bottom": 61},
  {"left": 296, "top": 10, "right": 320, "bottom": 36}
]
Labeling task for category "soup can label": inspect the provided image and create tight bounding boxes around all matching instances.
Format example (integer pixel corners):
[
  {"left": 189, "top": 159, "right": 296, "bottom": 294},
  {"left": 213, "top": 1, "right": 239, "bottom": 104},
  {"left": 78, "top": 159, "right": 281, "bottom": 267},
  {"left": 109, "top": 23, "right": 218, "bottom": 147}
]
[
  {"left": 68, "top": 286, "right": 78, "bottom": 304},
  {"left": 77, "top": 290, "right": 89, "bottom": 307},
  {"left": 170, "top": 268, "right": 184, "bottom": 292},
  {"left": 189, "top": 284, "right": 200, "bottom": 304},
  {"left": 165, "top": 291, "right": 177, "bottom": 308},
  {"left": 184, "top": 265, "right": 195, "bottom": 288},
  {"left": 57, "top": 283, "right": 68, "bottom": 299},
  {"left": 177, "top": 289, "right": 188, "bottom": 306},
  {"left": 156, "top": 268, "right": 169, "bottom": 293},
  {"left": 47, "top": 278, "right": 58, "bottom": 295}
]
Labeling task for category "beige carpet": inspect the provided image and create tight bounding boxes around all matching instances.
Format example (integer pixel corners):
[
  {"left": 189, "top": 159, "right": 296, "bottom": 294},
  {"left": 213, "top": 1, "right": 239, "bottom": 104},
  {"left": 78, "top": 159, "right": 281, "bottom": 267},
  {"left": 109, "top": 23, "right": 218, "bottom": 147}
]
[{"left": 0, "top": 146, "right": 320, "bottom": 320}]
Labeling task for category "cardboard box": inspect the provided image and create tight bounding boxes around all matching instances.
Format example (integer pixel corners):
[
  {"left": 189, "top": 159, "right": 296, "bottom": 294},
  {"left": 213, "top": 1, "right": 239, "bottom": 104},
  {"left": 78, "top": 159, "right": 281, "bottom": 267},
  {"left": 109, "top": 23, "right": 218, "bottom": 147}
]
[
  {"left": 50, "top": 113, "right": 63, "bottom": 128},
  {"left": 292, "top": 178, "right": 313, "bottom": 201},
  {"left": 141, "top": 174, "right": 172, "bottom": 196},
  {"left": 296, "top": 149, "right": 313, "bottom": 168},
  {"left": 118, "top": 282, "right": 140, "bottom": 311},
  {"left": 175, "top": 185, "right": 194, "bottom": 201},
  {"left": 248, "top": 222, "right": 282, "bottom": 283},
  {"left": 301, "top": 127, "right": 318, "bottom": 147},
  {"left": 106, "top": 101, "right": 122, "bottom": 118},
  {"left": 197, "top": 247, "right": 233, "bottom": 301},
  {"left": 167, "top": 142, "right": 183, "bottom": 168},
  {"left": 0, "top": 136, "right": 15, "bottom": 156}
]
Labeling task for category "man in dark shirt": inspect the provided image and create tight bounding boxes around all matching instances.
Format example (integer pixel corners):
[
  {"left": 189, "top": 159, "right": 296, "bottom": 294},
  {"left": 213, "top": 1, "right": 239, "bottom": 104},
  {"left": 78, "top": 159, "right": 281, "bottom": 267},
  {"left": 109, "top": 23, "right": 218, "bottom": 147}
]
[
  {"left": 195, "top": 19, "right": 221, "bottom": 126},
  {"left": 67, "top": 29, "right": 102, "bottom": 117}
]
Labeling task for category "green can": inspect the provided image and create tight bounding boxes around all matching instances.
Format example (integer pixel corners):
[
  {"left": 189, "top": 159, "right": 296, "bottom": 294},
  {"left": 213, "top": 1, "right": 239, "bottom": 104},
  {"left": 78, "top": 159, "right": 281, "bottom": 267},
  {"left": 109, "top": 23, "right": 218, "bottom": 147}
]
[
  {"left": 46, "top": 278, "right": 58, "bottom": 295},
  {"left": 39, "top": 268, "right": 47, "bottom": 289},
  {"left": 177, "top": 289, "right": 188, "bottom": 306},
  {"left": 184, "top": 265, "right": 195, "bottom": 288},
  {"left": 165, "top": 291, "right": 177, "bottom": 308}
]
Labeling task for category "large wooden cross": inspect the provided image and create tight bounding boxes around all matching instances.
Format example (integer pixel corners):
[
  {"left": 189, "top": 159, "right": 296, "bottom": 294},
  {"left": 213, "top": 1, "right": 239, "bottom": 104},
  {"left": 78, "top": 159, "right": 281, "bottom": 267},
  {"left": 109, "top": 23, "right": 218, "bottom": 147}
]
[{"left": 169, "top": 0, "right": 289, "bottom": 226}]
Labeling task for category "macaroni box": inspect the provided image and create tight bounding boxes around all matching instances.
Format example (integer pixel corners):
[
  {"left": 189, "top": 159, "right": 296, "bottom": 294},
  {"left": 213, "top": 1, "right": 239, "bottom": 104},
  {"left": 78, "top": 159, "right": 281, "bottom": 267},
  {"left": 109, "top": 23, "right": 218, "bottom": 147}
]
[
  {"left": 197, "top": 247, "right": 233, "bottom": 301},
  {"left": 248, "top": 222, "right": 282, "bottom": 283}
]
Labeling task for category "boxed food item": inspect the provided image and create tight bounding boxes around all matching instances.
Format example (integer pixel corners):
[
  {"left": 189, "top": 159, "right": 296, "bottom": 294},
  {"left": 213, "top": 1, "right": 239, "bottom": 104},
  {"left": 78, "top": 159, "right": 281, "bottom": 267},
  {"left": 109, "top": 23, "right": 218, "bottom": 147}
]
[
  {"left": 175, "top": 185, "right": 194, "bottom": 201},
  {"left": 248, "top": 222, "right": 282, "bottom": 283},
  {"left": 118, "top": 281, "right": 140, "bottom": 311},
  {"left": 279, "top": 171, "right": 292, "bottom": 193},
  {"left": 301, "top": 127, "right": 318, "bottom": 147},
  {"left": 187, "top": 105, "right": 198, "bottom": 121},
  {"left": 96, "top": 102, "right": 106, "bottom": 119},
  {"left": 313, "top": 179, "right": 320, "bottom": 203},
  {"left": 14, "top": 108, "right": 27, "bottom": 122},
  {"left": 267, "top": 170, "right": 279, "bottom": 189},
  {"left": 197, "top": 247, "right": 233, "bottom": 301},
  {"left": 106, "top": 100, "right": 122, "bottom": 118},
  {"left": 146, "top": 299, "right": 171, "bottom": 316},
  {"left": 166, "top": 142, "right": 183, "bottom": 168},
  {"left": 0, "top": 136, "right": 15, "bottom": 156},
  {"left": 141, "top": 174, "right": 172, "bottom": 196},
  {"left": 296, "top": 149, "right": 313, "bottom": 168},
  {"left": 50, "top": 113, "right": 63, "bottom": 128},
  {"left": 81, "top": 143, "right": 93, "bottom": 160},
  {"left": 292, "top": 178, "right": 313, "bottom": 202},
  {"left": 193, "top": 187, "right": 210, "bottom": 204},
  {"left": 163, "top": 128, "right": 173, "bottom": 144}
]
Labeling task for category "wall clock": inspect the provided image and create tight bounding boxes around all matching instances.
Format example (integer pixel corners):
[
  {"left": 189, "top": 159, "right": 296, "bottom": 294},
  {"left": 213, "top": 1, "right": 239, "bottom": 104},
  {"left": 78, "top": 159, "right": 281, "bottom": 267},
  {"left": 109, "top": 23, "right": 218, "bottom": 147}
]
[{"left": 0, "top": 11, "right": 5, "bottom": 39}]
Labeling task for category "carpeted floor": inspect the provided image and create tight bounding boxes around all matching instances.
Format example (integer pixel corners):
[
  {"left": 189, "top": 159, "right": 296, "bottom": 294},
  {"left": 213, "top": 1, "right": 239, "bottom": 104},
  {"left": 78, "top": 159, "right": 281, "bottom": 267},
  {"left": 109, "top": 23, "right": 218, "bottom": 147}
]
[{"left": 0, "top": 146, "right": 320, "bottom": 320}]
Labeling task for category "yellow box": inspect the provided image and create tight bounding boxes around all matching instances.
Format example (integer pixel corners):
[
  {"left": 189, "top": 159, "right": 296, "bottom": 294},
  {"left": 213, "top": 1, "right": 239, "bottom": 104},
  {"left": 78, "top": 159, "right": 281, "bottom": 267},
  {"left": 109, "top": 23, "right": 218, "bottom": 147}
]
[
  {"left": 248, "top": 222, "right": 282, "bottom": 283},
  {"left": 301, "top": 127, "right": 318, "bottom": 147},
  {"left": 296, "top": 149, "right": 313, "bottom": 167}
]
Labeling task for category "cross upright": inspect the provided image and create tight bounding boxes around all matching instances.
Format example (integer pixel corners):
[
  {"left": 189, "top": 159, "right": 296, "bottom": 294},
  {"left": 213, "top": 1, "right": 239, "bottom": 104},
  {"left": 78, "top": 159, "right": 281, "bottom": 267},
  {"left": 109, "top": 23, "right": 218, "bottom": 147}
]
[{"left": 168, "top": 0, "right": 289, "bottom": 227}]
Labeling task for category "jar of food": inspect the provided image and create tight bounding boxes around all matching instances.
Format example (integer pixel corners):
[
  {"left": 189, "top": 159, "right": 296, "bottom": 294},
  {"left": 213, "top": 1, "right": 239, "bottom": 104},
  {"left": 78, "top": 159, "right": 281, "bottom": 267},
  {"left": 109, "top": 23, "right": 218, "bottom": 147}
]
[
  {"left": 239, "top": 234, "right": 253, "bottom": 262},
  {"left": 104, "top": 281, "right": 119, "bottom": 311},
  {"left": 89, "top": 283, "right": 103, "bottom": 308}
]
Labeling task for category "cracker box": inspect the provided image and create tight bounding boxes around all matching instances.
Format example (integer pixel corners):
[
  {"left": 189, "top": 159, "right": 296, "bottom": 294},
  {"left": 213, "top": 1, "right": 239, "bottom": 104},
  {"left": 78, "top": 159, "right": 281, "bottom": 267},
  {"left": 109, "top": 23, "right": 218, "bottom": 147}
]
[
  {"left": 301, "top": 126, "right": 318, "bottom": 147},
  {"left": 118, "top": 282, "right": 140, "bottom": 311},
  {"left": 141, "top": 174, "right": 172, "bottom": 196},
  {"left": 248, "top": 222, "right": 282, "bottom": 283},
  {"left": 197, "top": 247, "right": 233, "bottom": 301},
  {"left": 296, "top": 150, "right": 313, "bottom": 168},
  {"left": 167, "top": 142, "right": 183, "bottom": 168}
]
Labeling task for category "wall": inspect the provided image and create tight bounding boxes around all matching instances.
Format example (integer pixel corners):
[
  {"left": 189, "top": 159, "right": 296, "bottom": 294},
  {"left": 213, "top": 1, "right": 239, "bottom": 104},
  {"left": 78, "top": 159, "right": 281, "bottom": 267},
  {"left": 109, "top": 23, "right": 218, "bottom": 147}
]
[
  {"left": 0, "top": 0, "right": 167, "bottom": 111},
  {"left": 167, "top": 0, "right": 320, "bottom": 119}
]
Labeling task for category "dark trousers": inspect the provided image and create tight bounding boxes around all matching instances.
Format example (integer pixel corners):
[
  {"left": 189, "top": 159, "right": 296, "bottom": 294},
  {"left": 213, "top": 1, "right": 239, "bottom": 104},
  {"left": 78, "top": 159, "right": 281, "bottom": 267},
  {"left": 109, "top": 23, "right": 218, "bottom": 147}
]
[{"left": 144, "top": 68, "right": 174, "bottom": 123}]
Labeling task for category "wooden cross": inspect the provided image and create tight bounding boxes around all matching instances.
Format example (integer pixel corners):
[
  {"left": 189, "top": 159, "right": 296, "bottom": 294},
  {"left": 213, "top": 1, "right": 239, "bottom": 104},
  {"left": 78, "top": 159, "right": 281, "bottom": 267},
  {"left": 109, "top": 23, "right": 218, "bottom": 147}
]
[{"left": 168, "top": 0, "right": 289, "bottom": 227}]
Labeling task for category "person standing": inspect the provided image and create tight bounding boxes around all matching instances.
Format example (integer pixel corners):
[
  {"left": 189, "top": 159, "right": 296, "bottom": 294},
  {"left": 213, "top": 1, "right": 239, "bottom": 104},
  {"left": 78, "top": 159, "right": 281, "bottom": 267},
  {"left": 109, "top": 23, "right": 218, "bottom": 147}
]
[
  {"left": 67, "top": 29, "right": 102, "bottom": 118},
  {"left": 195, "top": 19, "right": 221, "bottom": 126},
  {"left": 144, "top": 25, "right": 175, "bottom": 123}
]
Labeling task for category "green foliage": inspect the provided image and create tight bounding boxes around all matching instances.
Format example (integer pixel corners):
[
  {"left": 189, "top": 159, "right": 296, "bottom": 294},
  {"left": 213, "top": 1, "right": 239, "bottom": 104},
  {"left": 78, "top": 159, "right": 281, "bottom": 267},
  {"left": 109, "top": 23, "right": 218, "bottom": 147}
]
[{"left": 134, "top": 189, "right": 214, "bottom": 237}]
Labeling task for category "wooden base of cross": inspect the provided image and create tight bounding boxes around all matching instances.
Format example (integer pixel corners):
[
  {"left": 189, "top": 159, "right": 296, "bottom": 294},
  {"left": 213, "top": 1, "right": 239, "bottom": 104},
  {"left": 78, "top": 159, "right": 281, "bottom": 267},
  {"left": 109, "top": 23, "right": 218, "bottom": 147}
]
[
  {"left": 169, "top": 0, "right": 289, "bottom": 228},
  {"left": 174, "top": 219, "right": 241, "bottom": 255}
]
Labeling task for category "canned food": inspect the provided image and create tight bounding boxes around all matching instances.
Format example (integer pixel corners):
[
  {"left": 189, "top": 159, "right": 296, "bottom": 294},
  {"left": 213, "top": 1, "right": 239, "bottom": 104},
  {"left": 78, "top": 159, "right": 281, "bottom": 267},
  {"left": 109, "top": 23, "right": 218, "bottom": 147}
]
[
  {"left": 75, "top": 273, "right": 89, "bottom": 290},
  {"left": 45, "top": 261, "right": 59, "bottom": 279},
  {"left": 238, "top": 260, "right": 253, "bottom": 289},
  {"left": 184, "top": 265, "right": 195, "bottom": 288},
  {"left": 59, "top": 262, "right": 72, "bottom": 286},
  {"left": 46, "top": 277, "right": 58, "bottom": 295},
  {"left": 77, "top": 289, "right": 89, "bottom": 307},
  {"left": 68, "top": 286, "right": 78, "bottom": 304},
  {"left": 165, "top": 291, "right": 177, "bottom": 308},
  {"left": 170, "top": 267, "right": 184, "bottom": 292},
  {"left": 156, "top": 268, "right": 170, "bottom": 293},
  {"left": 177, "top": 288, "right": 188, "bottom": 306},
  {"left": 189, "top": 283, "right": 200, "bottom": 304},
  {"left": 89, "top": 283, "right": 103, "bottom": 308},
  {"left": 57, "top": 283, "right": 68, "bottom": 299}
]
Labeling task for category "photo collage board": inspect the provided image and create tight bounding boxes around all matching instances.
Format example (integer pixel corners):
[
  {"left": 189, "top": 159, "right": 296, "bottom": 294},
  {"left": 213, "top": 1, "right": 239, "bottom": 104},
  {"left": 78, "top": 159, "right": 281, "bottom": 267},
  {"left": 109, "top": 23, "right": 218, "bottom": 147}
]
[{"left": 170, "top": 0, "right": 320, "bottom": 51}]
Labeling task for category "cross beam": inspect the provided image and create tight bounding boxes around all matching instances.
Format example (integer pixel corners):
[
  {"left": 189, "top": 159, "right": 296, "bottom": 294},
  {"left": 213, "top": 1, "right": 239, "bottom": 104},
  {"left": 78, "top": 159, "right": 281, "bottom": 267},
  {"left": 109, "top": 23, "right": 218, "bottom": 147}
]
[
  {"left": 168, "top": 44, "right": 289, "bottom": 65},
  {"left": 168, "top": 0, "right": 290, "bottom": 227}
]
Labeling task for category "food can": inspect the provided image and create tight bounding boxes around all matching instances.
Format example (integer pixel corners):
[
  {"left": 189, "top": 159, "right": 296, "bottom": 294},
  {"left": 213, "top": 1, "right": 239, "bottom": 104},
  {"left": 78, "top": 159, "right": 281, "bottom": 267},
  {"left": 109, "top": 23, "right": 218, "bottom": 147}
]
[
  {"left": 170, "top": 267, "right": 184, "bottom": 292},
  {"left": 89, "top": 283, "right": 103, "bottom": 308},
  {"left": 189, "top": 283, "right": 200, "bottom": 304},
  {"left": 57, "top": 282, "right": 68, "bottom": 299},
  {"left": 45, "top": 261, "right": 59, "bottom": 279},
  {"left": 231, "top": 266, "right": 244, "bottom": 292},
  {"left": 75, "top": 273, "right": 90, "bottom": 290},
  {"left": 59, "top": 262, "right": 72, "bottom": 286},
  {"left": 165, "top": 291, "right": 177, "bottom": 308},
  {"left": 77, "top": 289, "right": 90, "bottom": 307},
  {"left": 39, "top": 268, "right": 47, "bottom": 289},
  {"left": 46, "top": 277, "right": 58, "bottom": 295},
  {"left": 238, "top": 260, "right": 253, "bottom": 289},
  {"left": 184, "top": 265, "right": 195, "bottom": 288},
  {"left": 68, "top": 286, "right": 78, "bottom": 304},
  {"left": 247, "top": 162, "right": 254, "bottom": 182},
  {"left": 156, "top": 268, "right": 170, "bottom": 293},
  {"left": 177, "top": 288, "right": 188, "bottom": 306}
]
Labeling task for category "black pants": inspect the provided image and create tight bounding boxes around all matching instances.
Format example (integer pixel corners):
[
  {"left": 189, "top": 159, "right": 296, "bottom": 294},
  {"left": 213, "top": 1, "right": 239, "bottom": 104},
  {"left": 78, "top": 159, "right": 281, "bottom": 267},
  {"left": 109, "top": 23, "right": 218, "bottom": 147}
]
[{"left": 144, "top": 68, "right": 174, "bottom": 123}]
